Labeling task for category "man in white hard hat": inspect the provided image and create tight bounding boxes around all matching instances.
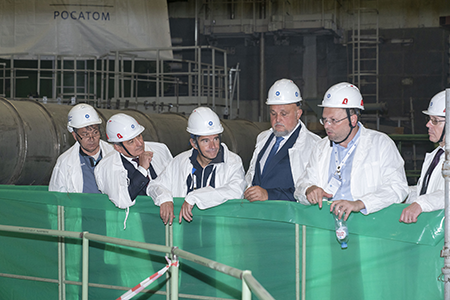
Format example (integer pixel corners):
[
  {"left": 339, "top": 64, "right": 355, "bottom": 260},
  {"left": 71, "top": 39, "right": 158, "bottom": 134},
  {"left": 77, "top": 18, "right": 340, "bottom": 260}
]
[
  {"left": 244, "top": 79, "right": 320, "bottom": 202},
  {"left": 295, "top": 82, "right": 409, "bottom": 220},
  {"left": 400, "top": 91, "right": 447, "bottom": 223},
  {"left": 148, "top": 107, "right": 246, "bottom": 224},
  {"left": 49, "top": 103, "right": 114, "bottom": 193},
  {"left": 94, "top": 113, "right": 173, "bottom": 215}
]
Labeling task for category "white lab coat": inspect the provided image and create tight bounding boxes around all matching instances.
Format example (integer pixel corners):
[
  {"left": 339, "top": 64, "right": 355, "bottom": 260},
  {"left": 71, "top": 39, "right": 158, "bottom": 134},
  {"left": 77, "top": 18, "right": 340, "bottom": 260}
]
[
  {"left": 49, "top": 140, "right": 114, "bottom": 192},
  {"left": 406, "top": 146, "right": 444, "bottom": 212},
  {"left": 95, "top": 142, "right": 173, "bottom": 209},
  {"left": 245, "top": 120, "right": 321, "bottom": 187},
  {"left": 147, "top": 143, "right": 246, "bottom": 209},
  {"left": 294, "top": 123, "right": 409, "bottom": 214}
]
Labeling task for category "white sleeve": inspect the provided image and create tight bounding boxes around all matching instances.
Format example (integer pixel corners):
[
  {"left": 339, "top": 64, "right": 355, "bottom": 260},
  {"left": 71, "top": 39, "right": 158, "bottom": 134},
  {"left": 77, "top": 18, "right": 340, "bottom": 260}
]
[
  {"left": 356, "top": 138, "right": 409, "bottom": 214},
  {"left": 245, "top": 146, "right": 259, "bottom": 188},
  {"left": 48, "top": 159, "right": 67, "bottom": 192},
  {"left": 294, "top": 147, "right": 323, "bottom": 205},
  {"left": 414, "top": 189, "right": 444, "bottom": 212},
  {"left": 404, "top": 186, "right": 417, "bottom": 204},
  {"left": 245, "top": 131, "right": 269, "bottom": 188},
  {"left": 95, "top": 158, "right": 135, "bottom": 209},
  {"left": 147, "top": 160, "right": 176, "bottom": 206}
]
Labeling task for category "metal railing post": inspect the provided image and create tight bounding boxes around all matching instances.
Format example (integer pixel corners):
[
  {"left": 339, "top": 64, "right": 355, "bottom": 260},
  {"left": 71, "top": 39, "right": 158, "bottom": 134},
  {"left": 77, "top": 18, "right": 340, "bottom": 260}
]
[
  {"left": 37, "top": 55, "right": 41, "bottom": 97},
  {"left": 10, "top": 56, "right": 15, "bottom": 99},
  {"left": 242, "top": 270, "right": 252, "bottom": 300},
  {"left": 52, "top": 56, "right": 56, "bottom": 100},
  {"left": 121, "top": 56, "right": 125, "bottom": 100},
  {"left": 93, "top": 57, "right": 97, "bottom": 101},
  {"left": 197, "top": 47, "right": 202, "bottom": 103},
  {"left": 170, "top": 253, "right": 179, "bottom": 300},
  {"left": 130, "top": 57, "right": 135, "bottom": 102},
  {"left": 114, "top": 51, "right": 119, "bottom": 101},
  {"left": 105, "top": 56, "right": 110, "bottom": 103},
  {"left": 58, "top": 205, "right": 66, "bottom": 300},
  {"left": 100, "top": 58, "right": 105, "bottom": 104},
  {"left": 302, "top": 225, "right": 306, "bottom": 300},
  {"left": 224, "top": 50, "right": 228, "bottom": 115},
  {"left": 166, "top": 224, "right": 171, "bottom": 300},
  {"left": 441, "top": 88, "right": 450, "bottom": 300},
  {"left": 156, "top": 50, "right": 160, "bottom": 101},
  {"left": 295, "top": 224, "right": 300, "bottom": 300},
  {"left": 74, "top": 56, "right": 78, "bottom": 99},
  {"left": 82, "top": 232, "right": 89, "bottom": 300},
  {"left": 212, "top": 48, "right": 215, "bottom": 109}
]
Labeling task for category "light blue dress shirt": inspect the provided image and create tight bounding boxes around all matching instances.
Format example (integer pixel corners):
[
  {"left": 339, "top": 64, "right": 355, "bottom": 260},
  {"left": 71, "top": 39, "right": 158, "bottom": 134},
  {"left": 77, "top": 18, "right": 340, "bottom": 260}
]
[{"left": 327, "top": 124, "right": 361, "bottom": 204}]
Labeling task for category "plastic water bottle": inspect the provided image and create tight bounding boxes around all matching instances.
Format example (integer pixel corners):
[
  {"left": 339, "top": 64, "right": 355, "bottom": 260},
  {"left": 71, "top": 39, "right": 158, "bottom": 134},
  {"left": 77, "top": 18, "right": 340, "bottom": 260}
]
[{"left": 334, "top": 213, "right": 349, "bottom": 249}]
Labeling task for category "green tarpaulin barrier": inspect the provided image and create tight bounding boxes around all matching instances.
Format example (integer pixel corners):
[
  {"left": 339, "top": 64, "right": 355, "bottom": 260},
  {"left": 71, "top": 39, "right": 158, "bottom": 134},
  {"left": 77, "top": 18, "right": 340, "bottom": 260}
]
[{"left": 0, "top": 185, "right": 445, "bottom": 299}]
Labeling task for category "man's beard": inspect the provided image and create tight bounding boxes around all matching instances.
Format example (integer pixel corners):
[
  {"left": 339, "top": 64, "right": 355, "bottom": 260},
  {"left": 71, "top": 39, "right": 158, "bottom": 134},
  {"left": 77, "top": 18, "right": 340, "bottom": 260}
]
[{"left": 273, "top": 123, "right": 291, "bottom": 137}]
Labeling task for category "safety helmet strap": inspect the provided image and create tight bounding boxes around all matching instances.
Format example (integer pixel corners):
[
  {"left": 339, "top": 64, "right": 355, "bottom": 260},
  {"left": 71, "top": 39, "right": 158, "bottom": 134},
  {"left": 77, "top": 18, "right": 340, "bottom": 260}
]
[
  {"left": 334, "top": 109, "right": 357, "bottom": 145},
  {"left": 119, "top": 142, "right": 134, "bottom": 157}
]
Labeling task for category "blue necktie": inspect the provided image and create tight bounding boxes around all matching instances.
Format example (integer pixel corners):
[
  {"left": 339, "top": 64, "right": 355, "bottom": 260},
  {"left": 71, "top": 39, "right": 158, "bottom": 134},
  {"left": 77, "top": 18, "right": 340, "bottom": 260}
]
[{"left": 263, "top": 136, "right": 283, "bottom": 175}]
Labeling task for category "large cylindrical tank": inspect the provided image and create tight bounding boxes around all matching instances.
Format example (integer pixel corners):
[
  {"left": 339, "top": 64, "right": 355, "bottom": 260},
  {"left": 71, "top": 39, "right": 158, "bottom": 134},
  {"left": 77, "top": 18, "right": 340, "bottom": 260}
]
[{"left": 0, "top": 98, "right": 269, "bottom": 185}]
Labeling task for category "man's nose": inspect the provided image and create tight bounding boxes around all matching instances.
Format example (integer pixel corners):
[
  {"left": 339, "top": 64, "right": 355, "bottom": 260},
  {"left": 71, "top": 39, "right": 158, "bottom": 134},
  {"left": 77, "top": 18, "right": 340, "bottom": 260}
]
[
  {"left": 209, "top": 140, "right": 217, "bottom": 149},
  {"left": 276, "top": 114, "right": 282, "bottom": 123}
]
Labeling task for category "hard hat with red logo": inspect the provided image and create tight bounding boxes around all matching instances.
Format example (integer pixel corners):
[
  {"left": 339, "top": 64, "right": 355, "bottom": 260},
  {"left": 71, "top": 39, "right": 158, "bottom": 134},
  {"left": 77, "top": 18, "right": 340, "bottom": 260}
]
[
  {"left": 319, "top": 82, "right": 365, "bottom": 110},
  {"left": 423, "top": 90, "right": 446, "bottom": 117},
  {"left": 106, "top": 113, "right": 145, "bottom": 143}
]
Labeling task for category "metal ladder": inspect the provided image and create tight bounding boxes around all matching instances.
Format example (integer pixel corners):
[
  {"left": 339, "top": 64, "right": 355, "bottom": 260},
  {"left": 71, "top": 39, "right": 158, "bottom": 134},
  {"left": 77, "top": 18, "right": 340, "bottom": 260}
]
[{"left": 349, "top": 0, "right": 380, "bottom": 128}]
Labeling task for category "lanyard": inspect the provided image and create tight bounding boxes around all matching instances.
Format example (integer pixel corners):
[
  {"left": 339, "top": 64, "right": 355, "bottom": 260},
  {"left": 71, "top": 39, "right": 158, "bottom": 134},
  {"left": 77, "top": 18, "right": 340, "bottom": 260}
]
[{"left": 333, "top": 142, "right": 357, "bottom": 179}]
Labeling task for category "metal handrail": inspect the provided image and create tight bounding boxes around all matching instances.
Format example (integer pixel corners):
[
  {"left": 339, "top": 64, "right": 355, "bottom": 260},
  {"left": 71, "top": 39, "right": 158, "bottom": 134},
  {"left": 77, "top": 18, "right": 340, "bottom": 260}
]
[
  {"left": 0, "top": 44, "right": 236, "bottom": 117},
  {"left": 0, "top": 224, "right": 275, "bottom": 300}
]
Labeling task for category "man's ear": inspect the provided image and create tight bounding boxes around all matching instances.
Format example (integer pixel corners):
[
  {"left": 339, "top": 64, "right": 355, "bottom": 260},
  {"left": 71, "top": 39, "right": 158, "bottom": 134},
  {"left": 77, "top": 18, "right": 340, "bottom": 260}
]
[
  {"left": 297, "top": 108, "right": 303, "bottom": 120},
  {"left": 113, "top": 144, "right": 123, "bottom": 154},
  {"left": 190, "top": 138, "right": 198, "bottom": 150},
  {"left": 350, "top": 113, "right": 358, "bottom": 127}
]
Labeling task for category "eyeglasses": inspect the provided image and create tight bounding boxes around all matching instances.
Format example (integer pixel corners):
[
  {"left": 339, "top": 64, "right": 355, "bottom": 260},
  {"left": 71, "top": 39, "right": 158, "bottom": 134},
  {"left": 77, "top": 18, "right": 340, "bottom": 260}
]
[
  {"left": 426, "top": 116, "right": 445, "bottom": 126},
  {"left": 76, "top": 131, "right": 101, "bottom": 139},
  {"left": 319, "top": 116, "right": 347, "bottom": 126}
]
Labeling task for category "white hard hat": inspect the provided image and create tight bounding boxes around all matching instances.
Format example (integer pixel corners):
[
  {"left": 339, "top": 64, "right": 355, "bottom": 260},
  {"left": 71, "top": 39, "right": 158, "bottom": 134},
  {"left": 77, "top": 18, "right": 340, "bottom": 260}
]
[
  {"left": 187, "top": 107, "right": 224, "bottom": 136},
  {"left": 266, "top": 79, "right": 302, "bottom": 105},
  {"left": 106, "top": 113, "right": 145, "bottom": 143},
  {"left": 67, "top": 103, "right": 102, "bottom": 133},
  {"left": 319, "top": 82, "right": 365, "bottom": 110},
  {"left": 423, "top": 90, "right": 446, "bottom": 117}
]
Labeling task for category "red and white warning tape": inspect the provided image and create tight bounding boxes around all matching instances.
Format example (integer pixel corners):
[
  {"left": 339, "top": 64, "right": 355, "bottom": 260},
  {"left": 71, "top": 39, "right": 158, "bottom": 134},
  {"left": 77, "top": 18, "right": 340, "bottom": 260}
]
[{"left": 116, "top": 256, "right": 179, "bottom": 300}]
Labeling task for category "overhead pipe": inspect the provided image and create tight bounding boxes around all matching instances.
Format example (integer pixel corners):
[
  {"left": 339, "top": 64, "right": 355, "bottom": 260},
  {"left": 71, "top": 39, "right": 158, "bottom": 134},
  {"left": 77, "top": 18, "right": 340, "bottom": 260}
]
[{"left": 0, "top": 99, "right": 268, "bottom": 185}]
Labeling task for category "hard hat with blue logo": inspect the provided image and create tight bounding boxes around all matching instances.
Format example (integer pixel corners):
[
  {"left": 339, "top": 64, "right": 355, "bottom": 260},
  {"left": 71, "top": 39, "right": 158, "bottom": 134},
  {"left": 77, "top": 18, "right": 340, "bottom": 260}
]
[
  {"left": 266, "top": 79, "right": 302, "bottom": 105},
  {"left": 187, "top": 107, "right": 224, "bottom": 136},
  {"left": 67, "top": 103, "right": 102, "bottom": 133},
  {"left": 106, "top": 113, "right": 145, "bottom": 143},
  {"left": 319, "top": 82, "right": 365, "bottom": 110},
  {"left": 423, "top": 90, "right": 446, "bottom": 117}
]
